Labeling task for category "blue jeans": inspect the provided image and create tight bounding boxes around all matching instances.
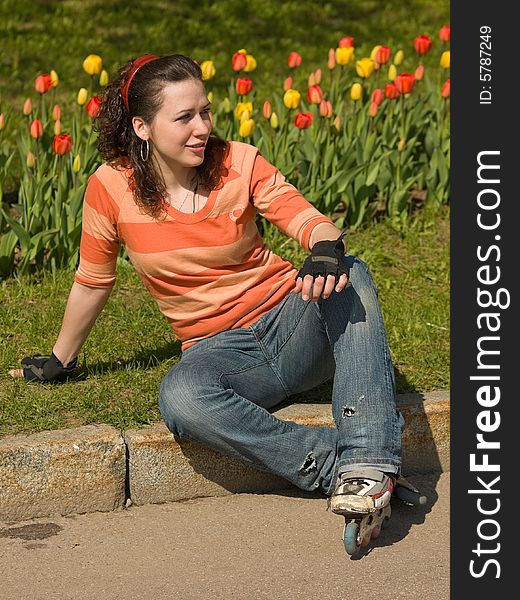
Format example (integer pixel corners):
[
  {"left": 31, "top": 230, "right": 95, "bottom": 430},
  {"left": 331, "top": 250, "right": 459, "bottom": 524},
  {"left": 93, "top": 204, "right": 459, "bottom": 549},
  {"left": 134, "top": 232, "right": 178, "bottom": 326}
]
[{"left": 158, "top": 255, "right": 404, "bottom": 496}]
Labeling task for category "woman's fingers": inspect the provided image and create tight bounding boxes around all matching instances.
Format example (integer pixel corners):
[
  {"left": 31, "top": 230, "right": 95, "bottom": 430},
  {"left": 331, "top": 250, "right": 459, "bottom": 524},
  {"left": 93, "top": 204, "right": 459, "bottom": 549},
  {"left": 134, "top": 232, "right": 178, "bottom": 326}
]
[{"left": 8, "top": 369, "right": 24, "bottom": 378}]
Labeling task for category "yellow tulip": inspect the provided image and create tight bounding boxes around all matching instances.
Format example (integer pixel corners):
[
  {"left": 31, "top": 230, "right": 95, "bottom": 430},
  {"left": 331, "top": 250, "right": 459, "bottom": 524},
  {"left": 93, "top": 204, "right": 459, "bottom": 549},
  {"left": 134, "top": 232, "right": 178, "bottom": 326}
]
[
  {"left": 335, "top": 46, "right": 355, "bottom": 66},
  {"left": 73, "top": 154, "right": 81, "bottom": 173},
  {"left": 240, "top": 109, "right": 251, "bottom": 122},
  {"left": 350, "top": 83, "right": 363, "bottom": 101},
  {"left": 26, "top": 151, "right": 36, "bottom": 168},
  {"left": 356, "top": 58, "right": 375, "bottom": 78},
  {"left": 207, "top": 91, "right": 213, "bottom": 103},
  {"left": 99, "top": 69, "right": 109, "bottom": 86},
  {"left": 239, "top": 118, "right": 255, "bottom": 137},
  {"left": 83, "top": 54, "right": 103, "bottom": 75},
  {"left": 370, "top": 45, "right": 382, "bottom": 61},
  {"left": 50, "top": 69, "right": 59, "bottom": 87},
  {"left": 235, "top": 102, "right": 253, "bottom": 120},
  {"left": 222, "top": 97, "right": 232, "bottom": 113},
  {"left": 440, "top": 51, "right": 450, "bottom": 69},
  {"left": 333, "top": 115, "right": 341, "bottom": 131},
  {"left": 270, "top": 112, "right": 279, "bottom": 129},
  {"left": 394, "top": 50, "right": 404, "bottom": 65},
  {"left": 77, "top": 88, "right": 88, "bottom": 105},
  {"left": 244, "top": 54, "right": 257, "bottom": 72},
  {"left": 283, "top": 89, "right": 301, "bottom": 109},
  {"left": 388, "top": 64, "right": 397, "bottom": 81},
  {"left": 200, "top": 60, "right": 216, "bottom": 80}
]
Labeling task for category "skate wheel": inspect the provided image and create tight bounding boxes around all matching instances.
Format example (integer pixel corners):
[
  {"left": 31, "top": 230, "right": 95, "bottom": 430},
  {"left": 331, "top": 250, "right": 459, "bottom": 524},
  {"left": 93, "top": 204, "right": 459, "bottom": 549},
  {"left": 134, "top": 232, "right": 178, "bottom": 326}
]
[
  {"left": 343, "top": 522, "right": 360, "bottom": 555},
  {"left": 371, "top": 525, "right": 381, "bottom": 539},
  {"left": 395, "top": 486, "right": 426, "bottom": 506}
]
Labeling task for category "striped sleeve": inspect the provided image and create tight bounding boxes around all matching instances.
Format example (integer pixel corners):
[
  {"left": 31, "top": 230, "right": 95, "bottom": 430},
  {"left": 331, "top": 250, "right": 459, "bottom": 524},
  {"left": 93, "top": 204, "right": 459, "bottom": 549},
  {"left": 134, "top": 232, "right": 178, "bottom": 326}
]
[
  {"left": 74, "top": 173, "right": 120, "bottom": 288},
  {"left": 249, "top": 151, "right": 334, "bottom": 251}
]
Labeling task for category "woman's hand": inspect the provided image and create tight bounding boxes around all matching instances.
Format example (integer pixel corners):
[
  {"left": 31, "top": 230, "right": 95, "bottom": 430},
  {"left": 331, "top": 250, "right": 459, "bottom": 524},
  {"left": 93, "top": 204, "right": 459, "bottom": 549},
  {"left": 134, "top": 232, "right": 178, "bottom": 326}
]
[
  {"left": 294, "top": 272, "right": 349, "bottom": 302},
  {"left": 9, "top": 353, "right": 77, "bottom": 382}
]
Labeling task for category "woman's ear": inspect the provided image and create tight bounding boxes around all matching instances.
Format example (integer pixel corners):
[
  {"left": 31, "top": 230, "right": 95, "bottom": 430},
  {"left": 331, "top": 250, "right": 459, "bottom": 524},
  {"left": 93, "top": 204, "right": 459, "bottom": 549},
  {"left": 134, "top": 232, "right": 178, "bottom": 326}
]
[{"left": 132, "top": 116, "right": 149, "bottom": 141}]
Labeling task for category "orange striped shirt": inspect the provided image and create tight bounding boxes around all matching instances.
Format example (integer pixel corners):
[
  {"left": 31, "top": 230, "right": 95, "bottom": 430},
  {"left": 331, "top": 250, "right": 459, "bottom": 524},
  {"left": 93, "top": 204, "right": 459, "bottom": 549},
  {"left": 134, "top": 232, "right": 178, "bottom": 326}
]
[{"left": 75, "top": 141, "right": 334, "bottom": 349}]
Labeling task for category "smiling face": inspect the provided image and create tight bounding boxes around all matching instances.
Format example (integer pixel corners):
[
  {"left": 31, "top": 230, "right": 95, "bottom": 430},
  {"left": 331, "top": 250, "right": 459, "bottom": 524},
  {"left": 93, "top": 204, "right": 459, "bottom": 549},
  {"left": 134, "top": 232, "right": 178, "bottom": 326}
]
[{"left": 133, "top": 78, "right": 213, "bottom": 176}]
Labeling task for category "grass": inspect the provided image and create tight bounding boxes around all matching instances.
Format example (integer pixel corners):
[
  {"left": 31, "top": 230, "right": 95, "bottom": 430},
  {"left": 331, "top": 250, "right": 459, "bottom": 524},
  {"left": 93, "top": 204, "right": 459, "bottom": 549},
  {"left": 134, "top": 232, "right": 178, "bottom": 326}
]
[{"left": 0, "top": 206, "right": 449, "bottom": 437}]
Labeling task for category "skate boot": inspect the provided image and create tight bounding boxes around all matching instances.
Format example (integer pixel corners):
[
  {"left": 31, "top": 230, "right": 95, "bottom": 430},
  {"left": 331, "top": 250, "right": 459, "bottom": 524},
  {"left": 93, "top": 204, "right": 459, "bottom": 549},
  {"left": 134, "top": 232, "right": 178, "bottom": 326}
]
[{"left": 329, "top": 468, "right": 395, "bottom": 556}]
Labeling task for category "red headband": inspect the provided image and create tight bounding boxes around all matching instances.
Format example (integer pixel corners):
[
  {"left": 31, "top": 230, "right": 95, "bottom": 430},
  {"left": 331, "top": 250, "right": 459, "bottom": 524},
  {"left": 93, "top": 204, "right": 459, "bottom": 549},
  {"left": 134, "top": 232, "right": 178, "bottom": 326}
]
[{"left": 121, "top": 54, "right": 160, "bottom": 111}]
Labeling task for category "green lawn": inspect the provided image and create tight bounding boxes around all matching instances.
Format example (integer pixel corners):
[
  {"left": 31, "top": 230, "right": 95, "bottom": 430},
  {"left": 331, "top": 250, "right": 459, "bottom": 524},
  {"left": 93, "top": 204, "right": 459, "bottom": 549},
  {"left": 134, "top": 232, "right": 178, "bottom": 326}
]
[{"left": 0, "top": 207, "right": 449, "bottom": 437}]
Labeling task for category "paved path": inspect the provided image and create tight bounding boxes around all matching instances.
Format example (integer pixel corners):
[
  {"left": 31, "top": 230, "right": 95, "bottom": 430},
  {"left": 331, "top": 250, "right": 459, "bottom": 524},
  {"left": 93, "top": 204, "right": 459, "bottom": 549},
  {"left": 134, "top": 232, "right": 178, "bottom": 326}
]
[{"left": 0, "top": 472, "right": 449, "bottom": 600}]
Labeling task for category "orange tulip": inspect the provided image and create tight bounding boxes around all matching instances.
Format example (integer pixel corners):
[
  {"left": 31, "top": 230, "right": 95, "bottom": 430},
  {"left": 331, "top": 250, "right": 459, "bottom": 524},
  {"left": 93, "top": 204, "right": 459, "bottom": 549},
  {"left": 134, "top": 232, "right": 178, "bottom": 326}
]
[
  {"left": 394, "top": 73, "right": 415, "bottom": 94},
  {"left": 23, "top": 98, "right": 32, "bottom": 116},
  {"left": 338, "top": 36, "right": 354, "bottom": 47},
  {"left": 231, "top": 51, "right": 247, "bottom": 71},
  {"left": 52, "top": 104, "right": 61, "bottom": 121},
  {"left": 86, "top": 95, "right": 101, "bottom": 118},
  {"left": 294, "top": 112, "right": 313, "bottom": 129},
  {"left": 371, "top": 88, "right": 385, "bottom": 106},
  {"left": 375, "top": 46, "right": 391, "bottom": 66},
  {"left": 54, "top": 119, "right": 61, "bottom": 135},
  {"left": 414, "top": 35, "right": 432, "bottom": 55},
  {"left": 328, "top": 48, "right": 336, "bottom": 70},
  {"left": 284, "top": 76, "right": 293, "bottom": 91},
  {"left": 35, "top": 73, "right": 53, "bottom": 94},
  {"left": 319, "top": 100, "right": 333, "bottom": 118},
  {"left": 415, "top": 65, "right": 425, "bottom": 80},
  {"left": 288, "top": 51, "right": 302, "bottom": 68},
  {"left": 439, "top": 25, "right": 450, "bottom": 43},
  {"left": 0, "top": 113, "right": 4, "bottom": 130},
  {"left": 369, "top": 102, "right": 379, "bottom": 117},
  {"left": 262, "top": 100, "right": 272, "bottom": 119},
  {"left": 384, "top": 82, "right": 400, "bottom": 99},
  {"left": 236, "top": 77, "right": 253, "bottom": 96},
  {"left": 441, "top": 79, "right": 450, "bottom": 98},
  {"left": 52, "top": 134, "right": 73, "bottom": 155},
  {"left": 307, "top": 84, "right": 324, "bottom": 104},
  {"left": 30, "top": 119, "right": 43, "bottom": 139}
]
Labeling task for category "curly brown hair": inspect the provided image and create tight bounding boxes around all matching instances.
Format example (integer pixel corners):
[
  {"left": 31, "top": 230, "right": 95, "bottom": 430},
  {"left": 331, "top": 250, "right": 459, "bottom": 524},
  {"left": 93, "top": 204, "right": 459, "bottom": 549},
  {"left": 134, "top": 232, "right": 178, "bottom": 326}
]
[{"left": 94, "top": 54, "right": 228, "bottom": 219}]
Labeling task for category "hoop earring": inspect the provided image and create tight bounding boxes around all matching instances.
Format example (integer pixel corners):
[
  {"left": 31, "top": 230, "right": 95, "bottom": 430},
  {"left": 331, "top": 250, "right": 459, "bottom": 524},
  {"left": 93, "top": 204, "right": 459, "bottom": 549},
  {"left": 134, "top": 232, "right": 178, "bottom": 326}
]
[{"left": 140, "top": 139, "right": 150, "bottom": 162}]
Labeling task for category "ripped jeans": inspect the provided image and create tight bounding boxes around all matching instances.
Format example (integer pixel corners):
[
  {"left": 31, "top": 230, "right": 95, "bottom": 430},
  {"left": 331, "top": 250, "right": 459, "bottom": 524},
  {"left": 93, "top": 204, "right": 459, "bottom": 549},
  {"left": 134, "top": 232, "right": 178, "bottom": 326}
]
[{"left": 158, "top": 255, "right": 404, "bottom": 496}]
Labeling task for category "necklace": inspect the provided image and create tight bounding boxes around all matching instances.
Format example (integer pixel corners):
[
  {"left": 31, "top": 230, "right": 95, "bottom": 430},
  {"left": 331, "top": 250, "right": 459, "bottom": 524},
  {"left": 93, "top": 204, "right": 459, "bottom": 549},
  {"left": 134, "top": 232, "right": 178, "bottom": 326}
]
[{"left": 174, "top": 180, "right": 199, "bottom": 212}]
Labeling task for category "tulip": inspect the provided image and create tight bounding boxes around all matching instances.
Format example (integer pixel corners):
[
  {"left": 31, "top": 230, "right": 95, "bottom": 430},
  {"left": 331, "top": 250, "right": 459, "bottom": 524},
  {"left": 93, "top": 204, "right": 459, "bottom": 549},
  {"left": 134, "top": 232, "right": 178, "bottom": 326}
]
[
  {"left": 333, "top": 115, "right": 341, "bottom": 131},
  {"left": 369, "top": 102, "right": 378, "bottom": 117},
  {"left": 207, "top": 91, "right": 213, "bottom": 103},
  {"left": 328, "top": 48, "right": 336, "bottom": 70},
  {"left": 375, "top": 46, "right": 391, "bottom": 66},
  {"left": 35, "top": 73, "right": 53, "bottom": 94},
  {"left": 398, "top": 138, "right": 406, "bottom": 152},
  {"left": 30, "top": 119, "right": 43, "bottom": 139},
  {"left": 222, "top": 97, "right": 232, "bottom": 113},
  {"left": 394, "top": 50, "right": 404, "bottom": 65},
  {"left": 370, "top": 45, "right": 382, "bottom": 61},
  {"left": 270, "top": 112, "right": 279, "bottom": 129},
  {"left": 388, "top": 64, "right": 397, "bottom": 81},
  {"left": 50, "top": 70, "right": 59, "bottom": 87},
  {"left": 200, "top": 60, "right": 216, "bottom": 80},
  {"left": 307, "top": 84, "right": 324, "bottom": 104},
  {"left": 23, "top": 98, "right": 32, "bottom": 116},
  {"left": 283, "top": 89, "right": 301, "bottom": 109},
  {"left": 338, "top": 36, "right": 354, "bottom": 48},
  {"left": 231, "top": 51, "right": 247, "bottom": 71},
  {"left": 26, "top": 151, "right": 36, "bottom": 168},
  {"left": 236, "top": 77, "right": 253, "bottom": 96},
  {"left": 384, "top": 82, "right": 400, "bottom": 99},
  {"left": 0, "top": 113, "right": 4, "bottom": 130},
  {"left": 350, "top": 83, "right": 363, "bottom": 101},
  {"left": 356, "top": 58, "right": 375, "bottom": 78},
  {"left": 77, "top": 88, "right": 88, "bottom": 105},
  {"left": 52, "top": 104, "right": 61, "bottom": 121},
  {"left": 319, "top": 100, "right": 333, "bottom": 118},
  {"left": 52, "top": 134, "right": 73, "bottom": 155},
  {"left": 394, "top": 73, "right": 415, "bottom": 94},
  {"left": 244, "top": 54, "right": 257, "bottom": 72},
  {"left": 441, "top": 79, "right": 450, "bottom": 99},
  {"left": 314, "top": 68, "right": 322, "bottom": 84},
  {"left": 284, "top": 76, "right": 293, "bottom": 91},
  {"left": 73, "top": 154, "right": 81, "bottom": 173},
  {"left": 54, "top": 119, "right": 61, "bottom": 135},
  {"left": 235, "top": 102, "right": 253, "bottom": 120},
  {"left": 239, "top": 118, "right": 255, "bottom": 137},
  {"left": 414, "top": 35, "right": 432, "bottom": 55},
  {"left": 439, "top": 25, "right": 450, "bottom": 43},
  {"left": 99, "top": 69, "right": 109, "bottom": 86},
  {"left": 308, "top": 72, "right": 316, "bottom": 87},
  {"left": 414, "top": 65, "right": 425, "bottom": 80},
  {"left": 440, "top": 51, "right": 450, "bottom": 69},
  {"left": 336, "top": 46, "right": 355, "bottom": 65},
  {"left": 371, "top": 88, "right": 385, "bottom": 106},
  {"left": 294, "top": 112, "right": 313, "bottom": 129},
  {"left": 83, "top": 54, "right": 103, "bottom": 75},
  {"left": 288, "top": 51, "right": 302, "bottom": 68},
  {"left": 262, "top": 100, "right": 272, "bottom": 119},
  {"left": 86, "top": 95, "right": 101, "bottom": 118},
  {"left": 240, "top": 109, "right": 251, "bottom": 123}
]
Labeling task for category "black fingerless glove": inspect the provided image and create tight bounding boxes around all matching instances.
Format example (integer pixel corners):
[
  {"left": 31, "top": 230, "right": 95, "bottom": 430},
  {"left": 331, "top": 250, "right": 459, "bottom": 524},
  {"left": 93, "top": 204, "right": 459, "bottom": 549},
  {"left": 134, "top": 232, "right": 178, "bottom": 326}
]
[
  {"left": 296, "top": 232, "right": 348, "bottom": 282},
  {"left": 21, "top": 352, "right": 77, "bottom": 383}
]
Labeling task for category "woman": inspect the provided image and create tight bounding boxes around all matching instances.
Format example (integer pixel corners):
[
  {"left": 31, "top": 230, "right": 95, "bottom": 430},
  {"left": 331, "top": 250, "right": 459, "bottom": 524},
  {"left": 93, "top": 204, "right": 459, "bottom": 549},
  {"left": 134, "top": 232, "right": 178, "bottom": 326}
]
[{"left": 10, "top": 54, "right": 403, "bottom": 521}]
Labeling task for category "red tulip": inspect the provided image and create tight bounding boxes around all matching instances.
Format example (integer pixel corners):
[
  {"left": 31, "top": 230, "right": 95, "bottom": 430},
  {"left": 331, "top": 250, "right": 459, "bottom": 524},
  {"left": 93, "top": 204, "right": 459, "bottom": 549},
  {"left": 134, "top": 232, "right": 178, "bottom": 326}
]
[
  {"left": 236, "top": 77, "right": 253, "bottom": 96},
  {"left": 384, "top": 83, "right": 400, "bottom": 99},
  {"left": 86, "top": 95, "right": 101, "bottom": 118},
  {"left": 30, "top": 119, "right": 43, "bottom": 139},
  {"left": 262, "top": 100, "right": 272, "bottom": 119},
  {"left": 307, "top": 84, "right": 324, "bottom": 104},
  {"left": 328, "top": 48, "right": 336, "bottom": 70},
  {"left": 338, "top": 36, "right": 354, "bottom": 48},
  {"left": 375, "top": 46, "right": 391, "bottom": 65},
  {"left": 231, "top": 51, "right": 247, "bottom": 71},
  {"left": 52, "top": 134, "right": 73, "bottom": 155},
  {"left": 284, "top": 76, "right": 293, "bottom": 91},
  {"left": 34, "top": 73, "right": 53, "bottom": 94},
  {"left": 394, "top": 73, "right": 415, "bottom": 94},
  {"left": 441, "top": 79, "right": 450, "bottom": 98},
  {"left": 439, "top": 25, "right": 450, "bottom": 42},
  {"left": 371, "top": 88, "right": 385, "bottom": 106},
  {"left": 294, "top": 112, "right": 313, "bottom": 129},
  {"left": 414, "top": 35, "right": 432, "bottom": 55},
  {"left": 414, "top": 64, "right": 425, "bottom": 80},
  {"left": 314, "top": 68, "right": 322, "bottom": 84},
  {"left": 288, "top": 51, "right": 302, "bottom": 68}
]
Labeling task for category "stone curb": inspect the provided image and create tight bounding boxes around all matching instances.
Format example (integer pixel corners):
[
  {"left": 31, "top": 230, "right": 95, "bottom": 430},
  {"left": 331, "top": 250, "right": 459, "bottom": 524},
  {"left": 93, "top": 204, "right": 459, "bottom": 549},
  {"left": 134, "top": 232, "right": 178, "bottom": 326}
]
[{"left": 0, "top": 391, "right": 449, "bottom": 523}]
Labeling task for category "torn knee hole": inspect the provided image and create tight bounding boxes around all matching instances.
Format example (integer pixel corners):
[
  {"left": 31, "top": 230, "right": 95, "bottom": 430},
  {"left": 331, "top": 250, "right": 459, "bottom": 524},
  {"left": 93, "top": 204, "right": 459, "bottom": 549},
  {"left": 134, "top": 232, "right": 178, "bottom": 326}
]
[
  {"left": 342, "top": 406, "right": 356, "bottom": 417},
  {"left": 299, "top": 452, "right": 317, "bottom": 474}
]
